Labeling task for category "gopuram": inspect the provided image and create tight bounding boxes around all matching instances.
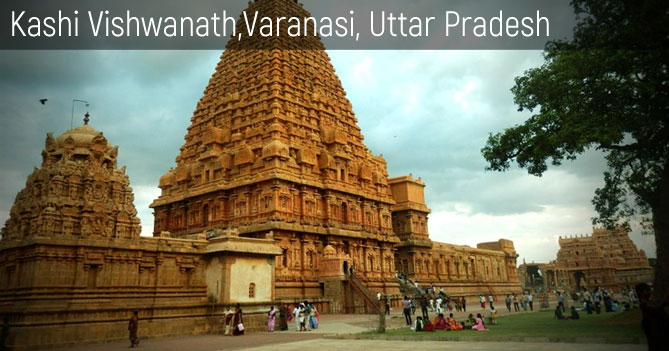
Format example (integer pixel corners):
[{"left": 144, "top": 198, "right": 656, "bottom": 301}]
[
  {"left": 150, "top": 0, "right": 520, "bottom": 303},
  {"left": 518, "top": 226, "right": 653, "bottom": 293},
  {"left": 0, "top": 0, "right": 520, "bottom": 349}
]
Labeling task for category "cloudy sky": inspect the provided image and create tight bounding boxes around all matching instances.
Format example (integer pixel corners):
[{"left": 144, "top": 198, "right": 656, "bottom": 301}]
[{"left": 0, "top": 50, "right": 657, "bottom": 263}]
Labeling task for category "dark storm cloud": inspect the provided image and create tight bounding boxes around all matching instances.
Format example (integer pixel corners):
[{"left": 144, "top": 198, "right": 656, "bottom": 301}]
[{"left": 0, "top": 50, "right": 220, "bottom": 225}]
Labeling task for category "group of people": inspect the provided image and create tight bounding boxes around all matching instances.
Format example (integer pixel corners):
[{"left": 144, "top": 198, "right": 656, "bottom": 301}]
[
  {"left": 401, "top": 295, "right": 477, "bottom": 327},
  {"left": 400, "top": 293, "right": 469, "bottom": 326},
  {"left": 291, "top": 302, "right": 319, "bottom": 331},
  {"left": 411, "top": 312, "right": 488, "bottom": 332},
  {"left": 264, "top": 302, "right": 320, "bottom": 332},
  {"left": 222, "top": 304, "right": 246, "bottom": 336},
  {"left": 574, "top": 287, "right": 627, "bottom": 314},
  {"left": 503, "top": 292, "right": 534, "bottom": 312},
  {"left": 478, "top": 295, "right": 496, "bottom": 310},
  {"left": 431, "top": 295, "right": 467, "bottom": 313}
]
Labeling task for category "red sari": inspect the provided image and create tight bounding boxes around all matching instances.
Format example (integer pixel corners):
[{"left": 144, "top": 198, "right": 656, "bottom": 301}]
[
  {"left": 434, "top": 317, "right": 448, "bottom": 330},
  {"left": 422, "top": 320, "right": 436, "bottom": 332}
]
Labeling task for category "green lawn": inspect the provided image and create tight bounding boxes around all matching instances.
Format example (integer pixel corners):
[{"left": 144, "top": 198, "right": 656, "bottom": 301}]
[{"left": 349, "top": 309, "right": 645, "bottom": 343}]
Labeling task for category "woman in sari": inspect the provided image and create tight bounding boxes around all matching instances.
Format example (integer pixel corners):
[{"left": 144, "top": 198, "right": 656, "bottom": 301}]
[
  {"left": 434, "top": 314, "right": 448, "bottom": 330},
  {"left": 447, "top": 313, "right": 463, "bottom": 330},
  {"left": 286, "top": 304, "right": 294, "bottom": 324},
  {"left": 233, "top": 304, "right": 244, "bottom": 336},
  {"left": 268, "top": 306, "right": 276, "bottom": 332},
  {"left": 422, "top": 319, "right": 436, "bottom": 332},
  {"left": 309, "top": 304, "right": 318, "bottom": 329},
  {"left": 472, "top": 313, "right": 487, "bottom": 331}
]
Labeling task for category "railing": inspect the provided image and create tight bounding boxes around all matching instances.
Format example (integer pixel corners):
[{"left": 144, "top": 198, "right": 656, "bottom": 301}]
[
  {"left": 348, "top": 275, "right": 381, "bottom": 313},
  {"left": 397, "top": 276, "right": 422, "bottom": 296}
]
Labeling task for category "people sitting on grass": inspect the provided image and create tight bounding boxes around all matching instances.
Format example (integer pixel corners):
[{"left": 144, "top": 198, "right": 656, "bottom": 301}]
[
  {"left": 434, "top": 314, "right": 448, "bottom": 330},
  {"left": 412, "top": 316, "right": 424, "bottom": 332},
  {"left": 570, "top": 306, "right": 580, "bottom": 320},
  {"left": 472, "top": 313, "right": 487, "bottom": 331},
  {"left": 447, "top": 313, "right": 464, "bottom": 330}
]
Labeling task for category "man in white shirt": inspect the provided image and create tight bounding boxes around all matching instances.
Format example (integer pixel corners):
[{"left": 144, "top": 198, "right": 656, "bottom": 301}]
[{"left": 527, "top": 292, "right": 534, "bottom": 311}]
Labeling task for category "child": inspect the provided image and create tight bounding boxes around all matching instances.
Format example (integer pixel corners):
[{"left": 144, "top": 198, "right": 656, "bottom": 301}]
[{"left": 489, "top": 308, "right": 498, "bottom": 325}]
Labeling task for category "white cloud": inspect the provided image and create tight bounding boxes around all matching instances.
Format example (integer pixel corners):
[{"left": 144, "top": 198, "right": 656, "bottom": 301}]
[
  {"left": 132, "top": 184, "right": 162, "bottom": 237},
  {"left": 351, "top": 56, "right": 374, "bottom": 84},
  {"left": 453, "top": 78, "right": 478, "bottom": 110}
]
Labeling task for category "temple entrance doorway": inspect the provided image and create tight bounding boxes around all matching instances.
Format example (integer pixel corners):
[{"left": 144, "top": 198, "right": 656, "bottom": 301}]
[{"left": 574, "top": 271, "right": 586, "bottom": 290}]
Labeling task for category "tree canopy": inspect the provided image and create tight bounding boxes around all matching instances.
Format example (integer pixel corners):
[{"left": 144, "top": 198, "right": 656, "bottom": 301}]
[{"left": 481, "top": 0, "right": 668, "bottom": 297}]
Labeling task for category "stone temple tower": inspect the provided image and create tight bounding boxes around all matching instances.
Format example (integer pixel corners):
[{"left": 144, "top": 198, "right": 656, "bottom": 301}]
[
  {"left": 150, "top": 0, "right": 399, "bottom": 300},
  {"left": 1, "top": 122, "right": 141, "bottom": 241}
]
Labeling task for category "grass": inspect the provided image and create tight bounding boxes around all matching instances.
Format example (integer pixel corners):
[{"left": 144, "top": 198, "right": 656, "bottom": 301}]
[{"left": 347, "top": 309, "right": 646, "bottom": 343}]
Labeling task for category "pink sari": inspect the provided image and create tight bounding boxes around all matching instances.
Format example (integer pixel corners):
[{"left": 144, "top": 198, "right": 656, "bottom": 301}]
[
  {"left": 268, "top": 309, "right": 276, "bottom": 332},
  {"left": 472, "top": 317, "right": 487, "bottom": 331}
]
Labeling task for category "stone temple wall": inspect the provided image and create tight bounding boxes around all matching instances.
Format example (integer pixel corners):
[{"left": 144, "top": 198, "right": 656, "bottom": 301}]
[
  {"left": 389, "top": 175, "right": 521, "bottom": 299},
  {"left": 0, "top": 237, "right": 207, "bottom": 349},
  {"left": 518, "top": 227, "right": 654, "bottom": 293},
  {"left": 0, "top": 125, "right": 278, "bottom": 350}
]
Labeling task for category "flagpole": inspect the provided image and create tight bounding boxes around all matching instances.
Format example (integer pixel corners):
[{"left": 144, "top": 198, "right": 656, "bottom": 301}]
[{"left": 71, "top": 99, "right": 89, "bottom": 129}]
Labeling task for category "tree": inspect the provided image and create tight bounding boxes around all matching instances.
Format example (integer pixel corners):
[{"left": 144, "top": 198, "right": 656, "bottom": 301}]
[{"left": 481, "top": 0, "right": 668, "bottom": 300}]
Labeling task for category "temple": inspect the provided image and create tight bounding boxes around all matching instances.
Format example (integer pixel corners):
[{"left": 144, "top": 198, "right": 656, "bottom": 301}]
[
  {"left": 0, "top": 1, "right": 520, "bottom": 349},
  {"left": 150, "top": 0, "right": 519, "bottom": 302},
  {"left": 518, "top": 226, "right": 653, "bottom": 293}
]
